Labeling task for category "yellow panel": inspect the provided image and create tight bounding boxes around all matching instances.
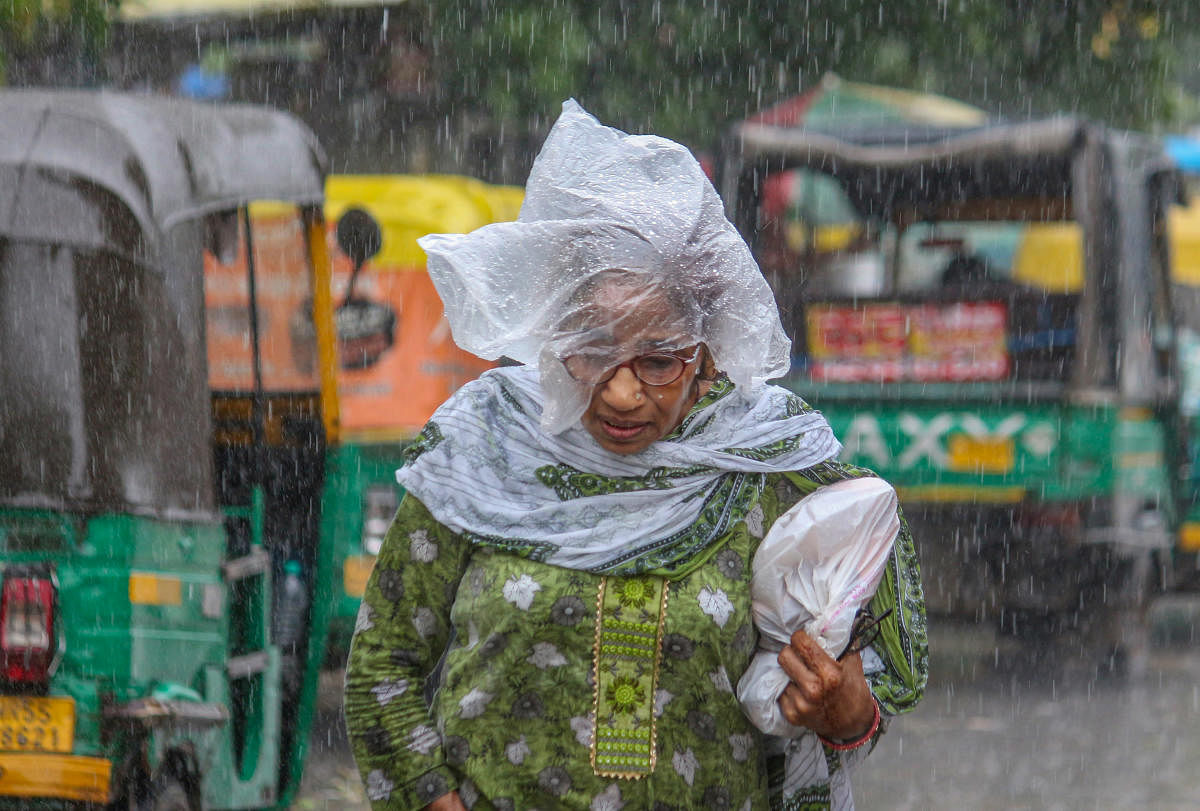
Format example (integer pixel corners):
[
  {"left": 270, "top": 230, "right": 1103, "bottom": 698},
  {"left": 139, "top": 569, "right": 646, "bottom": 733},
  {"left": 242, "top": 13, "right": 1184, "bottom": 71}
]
[
  {"left": 896, "top": 485, "right": 1026, "bottom": 504},
  {"left": 1179, "top": 523, "right": 1200, "bottom": 552},
  {"left": 784, "top": 222, "right": 862, "bottom": 254},
  {"left": 341, "top": 426, "right": 420, "bottom": 444},
  {"left": 325, "top": 174, "right": 524, "bottom": 271},
  {"left": 0, "top": 753, "right": 111, "bottom": 804},
  {"left": 308, "top": 212, "right": 341, "bottom": 443},
  {"left": 0, "top": 697, "right": 75, "bottom": 753},
  {"left": 342, "top": 555, "right": 377, "bottom": 599},
  {"left": 843, "top": 80, "right": 989, "bottom": 126},
  {"left": 1119, "top": 406, "right": 1153, "bottom": 421},
  {"left": 128, "top": 573, "right": 182, "bottom": 606},
  {"left": 991, "top": 201, "right": 1200, "bottom": 292},
  {"left": 1118, "top": 451, "right": 1164, "bottom": 469},
  {"left": 480, "top": 185, "right": 526, "bottom": 223},
  {"left": 1012, "top": 222, "right": 1083, "bottom": 293},
  {"left": 1169, "top": 201, "right": 1200, "bottom": 287},
  {"left": 247, "top": 200, "right": 301, "bottom": 218},
  {"left": 947, "top": 435, "right": 1015, "bottom": 474}
]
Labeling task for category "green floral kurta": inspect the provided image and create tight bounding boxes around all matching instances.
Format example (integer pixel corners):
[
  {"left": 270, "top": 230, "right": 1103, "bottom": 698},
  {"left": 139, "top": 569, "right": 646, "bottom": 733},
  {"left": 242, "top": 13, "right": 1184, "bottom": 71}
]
[{"left": 345, "top": 464, "right": 927, "bottom": 810}]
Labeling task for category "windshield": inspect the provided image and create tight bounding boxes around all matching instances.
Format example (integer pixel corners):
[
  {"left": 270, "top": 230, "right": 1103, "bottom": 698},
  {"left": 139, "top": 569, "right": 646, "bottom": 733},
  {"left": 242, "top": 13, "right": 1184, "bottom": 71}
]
[
  {"left": 0, "top": 240, "right": 213, "bottom": 514},
  {"left": 205, "top": 202, "right": 321, "bottom": 393},
  {"left": 759, "top": 169, "right": 1082, "bottom": 384}
]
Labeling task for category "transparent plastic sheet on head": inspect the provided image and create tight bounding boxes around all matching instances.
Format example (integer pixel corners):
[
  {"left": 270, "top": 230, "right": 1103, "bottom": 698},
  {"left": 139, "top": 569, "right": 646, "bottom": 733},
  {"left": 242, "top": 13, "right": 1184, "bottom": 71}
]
[{"left": 418, "top": 99, "right": 791, "bottom": 433}]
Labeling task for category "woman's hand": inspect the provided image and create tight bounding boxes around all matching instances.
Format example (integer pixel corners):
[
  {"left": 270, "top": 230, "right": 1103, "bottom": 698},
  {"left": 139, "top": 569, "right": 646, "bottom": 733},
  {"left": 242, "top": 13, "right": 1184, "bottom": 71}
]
[
  {"left": 777, "top": 628, "right": 876, "bottom": 741},
  {"left": 423, "top": 791, "right": 467, "bottom": 811}
]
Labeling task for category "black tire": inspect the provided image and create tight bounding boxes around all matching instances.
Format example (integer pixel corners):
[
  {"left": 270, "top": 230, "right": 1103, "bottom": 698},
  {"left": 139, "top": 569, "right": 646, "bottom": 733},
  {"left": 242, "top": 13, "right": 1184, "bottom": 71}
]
[
  {"left": 994, "top": 544, "right": 1154, "bottom": 682},
  {"left": 994, "top": 606, "right": 1069, "bottom": 677},
  {"left": 137, "top": 774, "right": 193, "bottom": 811}
]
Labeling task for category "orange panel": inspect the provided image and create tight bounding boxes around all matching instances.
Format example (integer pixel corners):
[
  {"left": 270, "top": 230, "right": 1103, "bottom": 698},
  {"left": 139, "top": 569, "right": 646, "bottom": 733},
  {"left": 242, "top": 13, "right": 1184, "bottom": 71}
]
[
  {"left": 331, "top": 256, "right": 494, "bottom": 436},
  {"left": 0, "top": 753, "right": 111, "bottom": 804}
]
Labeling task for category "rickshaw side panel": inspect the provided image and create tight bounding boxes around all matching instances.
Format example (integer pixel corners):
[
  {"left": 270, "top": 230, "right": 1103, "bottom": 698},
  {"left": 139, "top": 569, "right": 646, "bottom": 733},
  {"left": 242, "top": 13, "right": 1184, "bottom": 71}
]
[{"left": 322, "top": 441, "right": 410, "bottom": 666}]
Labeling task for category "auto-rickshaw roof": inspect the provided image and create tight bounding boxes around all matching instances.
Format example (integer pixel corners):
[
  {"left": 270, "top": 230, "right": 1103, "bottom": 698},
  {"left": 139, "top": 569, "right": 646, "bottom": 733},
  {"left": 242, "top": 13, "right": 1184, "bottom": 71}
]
[
  {"left": 728, "top": 113, "right": 1169, "bottom": 223},
  {"left": 731, "top": 74, "right": 1166, "bottom": 179},
  {"left": 0, "top": 89, "right": 326, "bottom": 256},
  {"left": 732, "top": 115, "right": 1086, "bottom": 170}
]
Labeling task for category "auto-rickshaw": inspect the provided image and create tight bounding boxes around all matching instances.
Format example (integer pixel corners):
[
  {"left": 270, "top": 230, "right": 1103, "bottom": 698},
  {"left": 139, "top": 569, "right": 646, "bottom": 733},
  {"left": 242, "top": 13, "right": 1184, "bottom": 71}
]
[
  {"left": 0, "top": 90, "right": 338, "bottom": 808},
  {"left": 1164, "top": 134, "right": 1200, "bottom": 584},
  {"left": 318, "top": 175, "right": 521, "bottom": 661},
  {"left": 718, "top": 108, "right": 1182, "bottom": 672}
]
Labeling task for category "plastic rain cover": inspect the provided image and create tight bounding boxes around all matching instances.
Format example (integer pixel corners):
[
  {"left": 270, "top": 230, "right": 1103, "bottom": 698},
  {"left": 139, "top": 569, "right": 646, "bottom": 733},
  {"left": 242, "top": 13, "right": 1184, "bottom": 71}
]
[{"left": 418, "top": 99, "right": 791, "bottom": 432}]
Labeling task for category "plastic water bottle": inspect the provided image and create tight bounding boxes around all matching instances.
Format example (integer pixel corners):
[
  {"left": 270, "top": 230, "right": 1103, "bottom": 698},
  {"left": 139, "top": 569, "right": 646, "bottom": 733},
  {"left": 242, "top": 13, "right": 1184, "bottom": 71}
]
[{"left": 273, "top": 560, "right": 308, "bottom": 694}]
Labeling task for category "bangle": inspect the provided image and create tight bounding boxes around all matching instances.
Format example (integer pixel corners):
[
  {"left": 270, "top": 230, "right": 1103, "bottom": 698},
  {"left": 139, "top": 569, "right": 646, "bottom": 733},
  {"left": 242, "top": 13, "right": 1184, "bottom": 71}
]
[{"left": 817, "top": 699, "right": 880, "bottom": 752}]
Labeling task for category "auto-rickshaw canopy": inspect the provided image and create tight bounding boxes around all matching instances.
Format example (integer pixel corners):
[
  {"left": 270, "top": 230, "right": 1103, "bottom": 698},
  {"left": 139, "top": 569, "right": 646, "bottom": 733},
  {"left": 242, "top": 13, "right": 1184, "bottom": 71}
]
[
  {"left": 726, "top": 116, "right": 1106, "bottom": 222},
  {"left": 0, "top": 91, "right": 327, "bottom": 518},
  {"left": 0, "top": 90, "right": 325, "bottom": 259}
]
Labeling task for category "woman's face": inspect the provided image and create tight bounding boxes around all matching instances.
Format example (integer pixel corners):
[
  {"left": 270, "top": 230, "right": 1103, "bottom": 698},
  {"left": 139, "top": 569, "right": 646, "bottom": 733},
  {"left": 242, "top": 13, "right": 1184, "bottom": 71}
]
[{"left": 571, "top": 282, "right": 706, "bottom": 455}]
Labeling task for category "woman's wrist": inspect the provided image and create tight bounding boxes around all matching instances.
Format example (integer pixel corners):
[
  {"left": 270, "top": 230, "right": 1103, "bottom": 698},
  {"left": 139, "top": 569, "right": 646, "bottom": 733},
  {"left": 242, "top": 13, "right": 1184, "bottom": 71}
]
[{"left": 817, "top": 698, "right": 880, "bottom": 751}]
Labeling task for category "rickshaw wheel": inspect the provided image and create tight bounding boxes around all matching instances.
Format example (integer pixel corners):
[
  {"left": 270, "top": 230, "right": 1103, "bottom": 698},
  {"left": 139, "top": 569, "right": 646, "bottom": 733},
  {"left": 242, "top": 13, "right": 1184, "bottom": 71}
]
[
  {"left": 136, "top": 774, "right": 193, "bottom": 811},
  {"left": 993, "top": 542, "right": 1153, "bottom": 681}
]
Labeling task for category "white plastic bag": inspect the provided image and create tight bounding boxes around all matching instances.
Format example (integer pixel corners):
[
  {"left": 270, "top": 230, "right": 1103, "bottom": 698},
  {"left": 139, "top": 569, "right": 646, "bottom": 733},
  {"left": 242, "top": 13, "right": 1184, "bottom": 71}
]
[{"left": 736, "top": 477, "right": 899, "bottom": 736}]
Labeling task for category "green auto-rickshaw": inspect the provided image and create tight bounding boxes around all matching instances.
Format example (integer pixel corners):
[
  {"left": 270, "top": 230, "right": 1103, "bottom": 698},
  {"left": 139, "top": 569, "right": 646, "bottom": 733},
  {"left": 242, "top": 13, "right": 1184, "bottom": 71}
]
[
  {"left": 719, "top": 105, "right": 1182, "bottom": 672},
  {"left": 0, "top": 90, "right": 340, "bottom": 808}
]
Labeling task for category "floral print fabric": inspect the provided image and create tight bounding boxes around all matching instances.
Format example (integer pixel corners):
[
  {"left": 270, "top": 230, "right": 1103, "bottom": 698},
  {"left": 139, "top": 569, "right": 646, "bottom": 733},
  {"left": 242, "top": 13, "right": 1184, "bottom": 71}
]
[{"left": 345, "top": 466, "right": 927, "bottom": 810}]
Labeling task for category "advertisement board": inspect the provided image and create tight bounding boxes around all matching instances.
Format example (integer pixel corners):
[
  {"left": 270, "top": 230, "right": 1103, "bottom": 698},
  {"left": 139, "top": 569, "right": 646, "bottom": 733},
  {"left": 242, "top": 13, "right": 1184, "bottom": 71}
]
[{"left": 806, "top": 301, "right": 1009, "bottom": 382}]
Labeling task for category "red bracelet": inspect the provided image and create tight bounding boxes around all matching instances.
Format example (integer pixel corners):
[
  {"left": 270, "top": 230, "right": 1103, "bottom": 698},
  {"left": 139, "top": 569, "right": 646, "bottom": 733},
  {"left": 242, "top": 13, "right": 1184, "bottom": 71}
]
[{"left": 817, "top": 699, "right": 880, "bottom": 752}]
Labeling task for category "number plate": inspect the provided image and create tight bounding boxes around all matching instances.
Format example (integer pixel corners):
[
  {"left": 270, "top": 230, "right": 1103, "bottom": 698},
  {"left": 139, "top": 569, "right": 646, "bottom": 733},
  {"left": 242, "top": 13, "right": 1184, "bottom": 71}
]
[{"left": 0, "top": 696, "right": 75, "bottom": 753}]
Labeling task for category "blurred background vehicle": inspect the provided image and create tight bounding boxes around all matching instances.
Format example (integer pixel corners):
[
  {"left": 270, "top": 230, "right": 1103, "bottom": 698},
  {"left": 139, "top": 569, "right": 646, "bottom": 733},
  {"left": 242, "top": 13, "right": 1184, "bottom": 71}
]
[
  {"left": 0, "top": 90, "right": 338, "bottom": 809},
  {"left": 718, "top": 77, "right": 1186, "bottom": 674}
]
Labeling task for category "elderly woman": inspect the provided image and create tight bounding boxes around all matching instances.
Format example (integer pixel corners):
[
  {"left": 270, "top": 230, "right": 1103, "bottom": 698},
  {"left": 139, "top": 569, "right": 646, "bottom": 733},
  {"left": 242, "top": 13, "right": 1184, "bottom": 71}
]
[{"left": 344, "top": 101, "right": 927, "bottom": 811}]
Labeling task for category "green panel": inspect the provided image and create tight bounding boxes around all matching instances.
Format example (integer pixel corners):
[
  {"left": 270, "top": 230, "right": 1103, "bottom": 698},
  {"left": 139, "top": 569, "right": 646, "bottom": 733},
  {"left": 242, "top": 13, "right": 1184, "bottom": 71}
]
[
  {"left": 1057, "top": 404, "right": 1119, "bottom": 498},
  {"left": 323, "top": 440, "right": 409, "bottom": 659},
  {"left": 0, "top": 508, "right": 233, "bottom": 798},
  {"left": 787, "top": 379, "right": 1121, "bottom": 502},
  {"left": 193, "top": 655, "right": 282, "bottom": 809},
  {"left": 1185, "top": 415, "right": 1200, "bottom": 526},
  {"left": 71, "top": 514, "right": 227, "bottom": 693},
  {"left": 0, "top": 510, "right": 227, "bottom": 692},
  {"left": 1113, "top": 414, "right": 1171, "bottom": 496}
]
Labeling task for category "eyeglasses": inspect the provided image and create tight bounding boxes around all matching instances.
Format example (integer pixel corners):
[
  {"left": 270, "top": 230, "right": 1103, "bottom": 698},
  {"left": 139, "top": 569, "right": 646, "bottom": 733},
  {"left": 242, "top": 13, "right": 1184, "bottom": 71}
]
[
  {"left": 837, "top": 606, "right": 893, "bottom": 661},
  {"left": 562, "top": 345, "right": 701, "bottom": 387}
]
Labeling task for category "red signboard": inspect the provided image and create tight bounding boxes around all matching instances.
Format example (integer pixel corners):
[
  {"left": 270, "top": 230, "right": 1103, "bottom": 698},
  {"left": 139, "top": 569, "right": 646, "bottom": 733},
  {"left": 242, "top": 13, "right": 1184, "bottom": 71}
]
[{"left": 806, "top": 301, "right": 1009, "bottom": 382}]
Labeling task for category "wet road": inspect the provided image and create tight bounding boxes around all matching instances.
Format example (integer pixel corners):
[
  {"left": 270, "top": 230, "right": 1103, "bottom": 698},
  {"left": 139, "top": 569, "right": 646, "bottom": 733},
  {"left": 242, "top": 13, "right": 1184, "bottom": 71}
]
[
  {"left": 295, "top": 668, "right": 370, "bottom": 811},
  {"left": 853, "top": 611, "right": 1200, "bottom": 810},
  {"left": 297, "top": 600, "right": 1200, "bottom": 810}
]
